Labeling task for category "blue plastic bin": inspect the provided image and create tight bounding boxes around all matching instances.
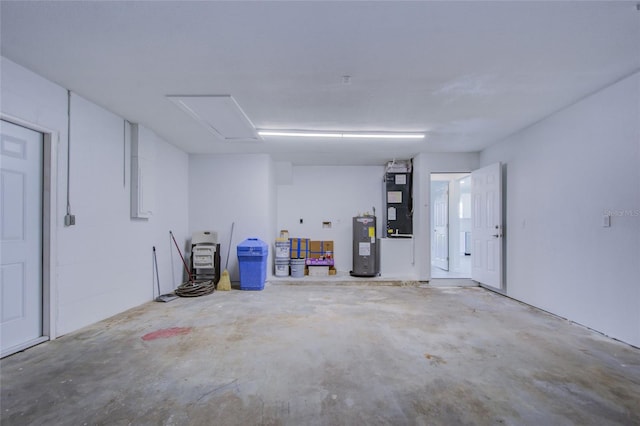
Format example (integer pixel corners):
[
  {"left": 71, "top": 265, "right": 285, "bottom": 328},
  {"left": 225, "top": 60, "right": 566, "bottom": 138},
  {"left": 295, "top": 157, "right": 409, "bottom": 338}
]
[{"left": 237, "top": 238, "right": 268, "bottom": 290}]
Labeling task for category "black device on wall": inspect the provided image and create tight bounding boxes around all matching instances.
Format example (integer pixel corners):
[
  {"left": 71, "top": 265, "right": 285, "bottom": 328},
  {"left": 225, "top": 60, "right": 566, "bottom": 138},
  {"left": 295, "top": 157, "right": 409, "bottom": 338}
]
[{"left": 383, "top": 160, "right": 413, "bottom": 237}]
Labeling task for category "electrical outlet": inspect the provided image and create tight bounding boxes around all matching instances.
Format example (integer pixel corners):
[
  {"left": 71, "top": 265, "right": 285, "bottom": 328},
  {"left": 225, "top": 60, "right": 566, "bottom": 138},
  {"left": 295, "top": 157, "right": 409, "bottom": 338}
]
[{"left": 64, "top": 214, "right": 76, "bottom": 226}]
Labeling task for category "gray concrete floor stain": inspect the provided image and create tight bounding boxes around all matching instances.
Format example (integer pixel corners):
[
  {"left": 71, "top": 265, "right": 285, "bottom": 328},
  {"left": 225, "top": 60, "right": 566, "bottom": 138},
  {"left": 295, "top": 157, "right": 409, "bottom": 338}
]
[{"left": 1, "top": 284, "right": 639, "bottom": 425}]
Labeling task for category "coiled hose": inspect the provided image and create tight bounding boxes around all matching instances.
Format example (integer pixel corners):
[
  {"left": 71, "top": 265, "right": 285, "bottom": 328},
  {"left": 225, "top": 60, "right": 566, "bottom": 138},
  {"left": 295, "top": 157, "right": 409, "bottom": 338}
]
[{"left": 175, "top": 280, "right": 215, "bottom": 297}]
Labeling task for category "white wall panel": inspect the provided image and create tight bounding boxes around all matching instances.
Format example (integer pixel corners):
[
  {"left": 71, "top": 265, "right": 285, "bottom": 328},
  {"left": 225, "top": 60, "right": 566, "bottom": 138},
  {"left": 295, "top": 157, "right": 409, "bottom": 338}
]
[
  {"left": 277, "top": 166, "right": 384, "bottom": 274},
  {"left": 480, "top": 72, "right": 640, "bottom": 347},
  {"left": 188, "top": 154, "right": 274, "bottom": 281},
  {"left": 1, "top": 57, "right": 189, "bottom": 336}
]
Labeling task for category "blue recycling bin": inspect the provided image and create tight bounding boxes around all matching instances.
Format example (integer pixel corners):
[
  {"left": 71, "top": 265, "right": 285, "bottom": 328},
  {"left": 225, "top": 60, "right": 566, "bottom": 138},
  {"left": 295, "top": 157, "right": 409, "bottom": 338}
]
[{"left": 237, "top": 238, "right": 268, "bottom": 290}]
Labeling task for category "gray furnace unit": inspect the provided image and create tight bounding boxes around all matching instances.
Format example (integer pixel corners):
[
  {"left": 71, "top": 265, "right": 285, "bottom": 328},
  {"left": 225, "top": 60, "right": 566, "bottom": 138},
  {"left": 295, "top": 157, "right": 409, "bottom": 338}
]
[{"left": 350, "top": 216, "right": 380, "bottom": 277}]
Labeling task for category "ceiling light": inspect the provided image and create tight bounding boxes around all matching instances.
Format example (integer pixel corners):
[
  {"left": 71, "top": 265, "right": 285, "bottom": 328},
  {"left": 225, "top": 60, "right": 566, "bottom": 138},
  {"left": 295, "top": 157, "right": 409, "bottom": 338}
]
[
  {"left": 258, "top": 130, "right": 424, "bottom": 140},
  {"left": 342, "top": 133, "right": 424, "bottom": 139},
  {"left": 258, "top": 131, "right": 343, "bottom": 138}
]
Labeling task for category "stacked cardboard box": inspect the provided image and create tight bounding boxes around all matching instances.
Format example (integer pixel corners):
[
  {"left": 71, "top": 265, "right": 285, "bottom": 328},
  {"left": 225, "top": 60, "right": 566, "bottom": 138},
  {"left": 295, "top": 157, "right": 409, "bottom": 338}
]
[
  {"left": 306, "top": 240, "right": 336, "bottom": 276},
  {"left": 289, "top": 238, "right": 309, "bottom": 259},
  {"left": 306, "top": 241, "right": 334, "bottom": 265},
  {"left": 289, "top": 238, "right": 337, "bottom": 276}
]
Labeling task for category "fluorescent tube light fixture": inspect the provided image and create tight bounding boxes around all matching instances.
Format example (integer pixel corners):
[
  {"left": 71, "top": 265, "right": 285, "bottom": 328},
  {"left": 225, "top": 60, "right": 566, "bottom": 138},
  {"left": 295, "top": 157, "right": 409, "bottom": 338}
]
[
  {"left": 258, "top": 130, "right": 424, "bottom": 139},
  {"left": 259, "top": 131, "right": 343, "bottom": 138},
  {"left": 342, "top": 133, "right": 423, "bottom": 139}
]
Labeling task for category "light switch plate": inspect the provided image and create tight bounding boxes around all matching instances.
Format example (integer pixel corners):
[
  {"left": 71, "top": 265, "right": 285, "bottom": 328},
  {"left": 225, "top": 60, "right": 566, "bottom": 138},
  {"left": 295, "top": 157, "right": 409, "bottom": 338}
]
[{"left": 602, "top": 214, "right": 611, "bottom": 228}]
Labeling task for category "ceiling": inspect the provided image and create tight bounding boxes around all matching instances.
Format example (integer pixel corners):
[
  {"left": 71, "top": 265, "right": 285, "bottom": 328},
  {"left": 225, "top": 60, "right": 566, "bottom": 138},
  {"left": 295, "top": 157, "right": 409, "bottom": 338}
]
[{"left": 1, "top": 1, "right": 639, "bottom": 165}]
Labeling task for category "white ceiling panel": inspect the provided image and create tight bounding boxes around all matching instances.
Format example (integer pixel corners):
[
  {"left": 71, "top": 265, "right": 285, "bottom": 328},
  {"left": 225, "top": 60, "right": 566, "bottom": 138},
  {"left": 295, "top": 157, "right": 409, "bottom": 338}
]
[
  {"left": 167, "top": 95, "right": 259, "bottom": 141},
  {"left": 1, "top": 1, "right": 638, "bottom": 165}
]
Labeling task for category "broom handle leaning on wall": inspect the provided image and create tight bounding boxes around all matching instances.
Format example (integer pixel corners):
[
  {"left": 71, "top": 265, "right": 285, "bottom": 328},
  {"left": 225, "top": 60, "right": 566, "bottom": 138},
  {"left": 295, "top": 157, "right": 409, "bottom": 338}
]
[
  {"left": 225, "top": 222, "right": 235, "bottom": 270},
  {"left": 170, "top": 231, "right": 194, "bottom": 283}
]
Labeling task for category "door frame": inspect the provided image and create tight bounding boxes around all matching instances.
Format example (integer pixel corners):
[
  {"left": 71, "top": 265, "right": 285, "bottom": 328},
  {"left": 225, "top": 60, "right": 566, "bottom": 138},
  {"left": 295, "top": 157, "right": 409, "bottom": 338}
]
[
  {"left": 431, "top": 179, "right": 449, "bottom": 271},
  {"left": 1, "top": 114, "right": 58, "bottom": 355},
  {"left": 430, "top": 172, "right": 472, "bottom": 279}
]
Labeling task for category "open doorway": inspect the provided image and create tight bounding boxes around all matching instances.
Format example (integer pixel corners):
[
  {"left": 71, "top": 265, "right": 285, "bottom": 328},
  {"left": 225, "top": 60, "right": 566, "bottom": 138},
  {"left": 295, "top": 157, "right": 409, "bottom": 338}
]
[{"left": 430, "top": 173, "right": 471, "bottom": 279}]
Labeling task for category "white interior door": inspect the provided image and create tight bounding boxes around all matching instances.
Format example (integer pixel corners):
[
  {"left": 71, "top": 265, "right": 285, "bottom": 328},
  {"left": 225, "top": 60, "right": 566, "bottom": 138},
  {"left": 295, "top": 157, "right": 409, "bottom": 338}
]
[
  {"left": 471, "top": 162, "right": 503, "bottom": 291},
  {"left": 432, "top": 181, "right": 449, "bottom": 271},
  {"left": 0, "top": 120, "right": 44, "bottom": 356}
]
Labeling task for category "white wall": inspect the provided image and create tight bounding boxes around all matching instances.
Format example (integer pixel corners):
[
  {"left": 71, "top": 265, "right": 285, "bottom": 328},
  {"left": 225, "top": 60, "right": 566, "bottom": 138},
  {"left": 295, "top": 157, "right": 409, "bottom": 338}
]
[
  {"left": 268, "top": 158, "right": 278, "bottom": 258},
  {"left": 188, "top": 154, "right": 276, "bottom": 281},
  {"left": 480, "top": 72, "right": 640, "bottom": 347},
  {"left": 1, "top": 57, "right": 189, "bottom": 336},
  {"left": 412, "top": 153, "right": 480, "bottom": 280},
  {"left": 150, "top": 128, "right": 190, "bottom": 295},
  {"left": 9, "top": 49, "right": 636, "bottom": 348},
  {"left": 278, "top": 160, "right": 482, "bottom": 279},
  {"left": 277, "top": 165, "right": 385, "bottom": 273}
]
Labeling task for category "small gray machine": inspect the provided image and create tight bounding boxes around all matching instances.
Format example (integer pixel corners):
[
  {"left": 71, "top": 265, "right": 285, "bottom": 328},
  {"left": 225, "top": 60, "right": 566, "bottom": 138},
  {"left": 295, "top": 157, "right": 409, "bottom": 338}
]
[{"left": 350, "top": 215, "right": 380, "bottom": 277}]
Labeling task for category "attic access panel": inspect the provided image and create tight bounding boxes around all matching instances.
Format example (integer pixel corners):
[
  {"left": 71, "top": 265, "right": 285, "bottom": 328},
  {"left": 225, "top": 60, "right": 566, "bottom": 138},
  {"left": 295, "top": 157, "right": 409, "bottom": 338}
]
[{"left": 167, "top": 95, "right": 259, "bottom": 141}]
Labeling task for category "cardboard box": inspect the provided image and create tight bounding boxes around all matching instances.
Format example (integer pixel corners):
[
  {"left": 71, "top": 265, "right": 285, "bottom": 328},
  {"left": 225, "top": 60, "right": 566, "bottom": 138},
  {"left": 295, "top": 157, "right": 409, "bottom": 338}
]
[
  {"left": 304, "top": 265, "right": 337, "bottom": 276},
  {"left": 308, "top": 266, "right": 329, "bottom": 277},
  {"left": 289, "top": 238, "right": 309, "bottom": 259},
  {"left": 309, "top": 240, "right": 334, "bottom": 259}
]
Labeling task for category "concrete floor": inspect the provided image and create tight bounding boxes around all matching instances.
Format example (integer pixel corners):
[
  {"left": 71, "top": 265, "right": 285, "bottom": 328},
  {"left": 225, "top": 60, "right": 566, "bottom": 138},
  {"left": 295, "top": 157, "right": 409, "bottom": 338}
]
[{"left": 2, "top": 283, "right": 639, "bottom": 425}]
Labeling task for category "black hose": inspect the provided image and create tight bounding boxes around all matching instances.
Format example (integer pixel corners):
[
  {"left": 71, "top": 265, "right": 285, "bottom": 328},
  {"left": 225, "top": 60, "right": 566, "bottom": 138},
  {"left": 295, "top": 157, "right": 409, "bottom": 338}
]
[
  {"left": 169, "top": 230, "right": 215, "bottom": 297},
  {"left": 174, "top": 280, "right": 215, "bottom": 297}
]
